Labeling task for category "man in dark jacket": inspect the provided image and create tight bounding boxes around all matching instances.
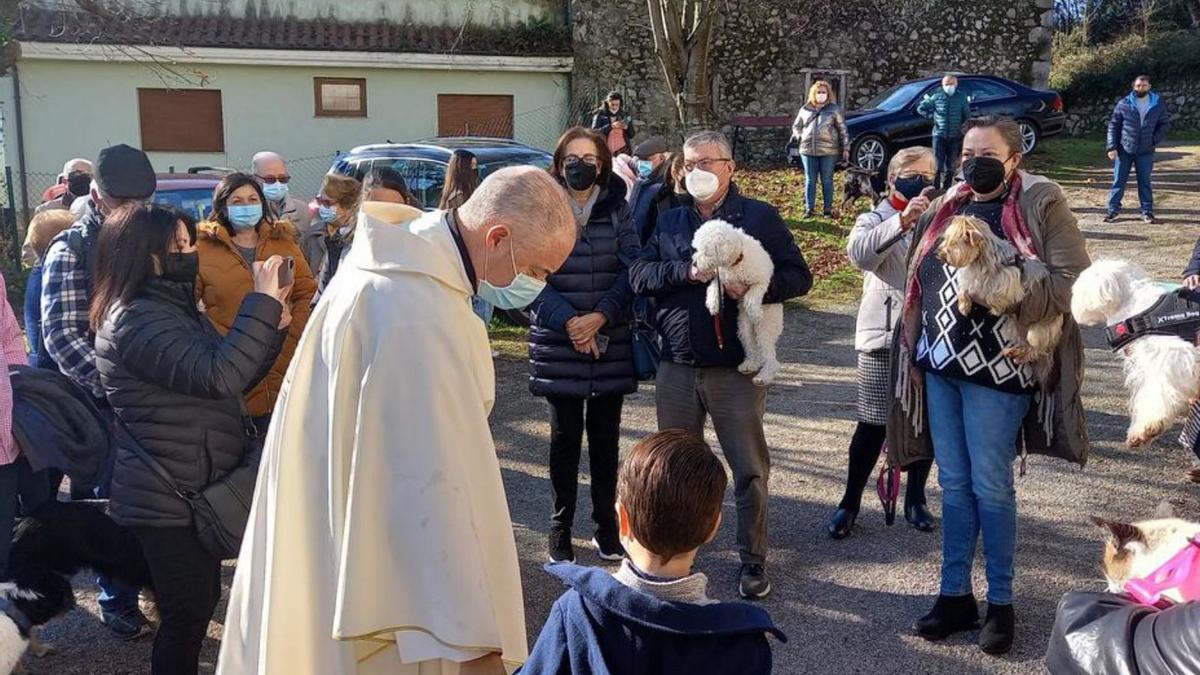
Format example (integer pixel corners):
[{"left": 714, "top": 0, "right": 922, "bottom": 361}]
[
  {"left": 591, "top": 91, "right": 637, "bottom": 156},
  {"left": 917, "top": 74, "right": 972, "bottom": 190},
  {"left": 1106, "top": 75, "right": 1170, "bottom": 224},
  {"left": 1046, "top": 591, "right": 1200, "bottom": 674},
  {"left": 630, "top": 130, "right": 812, "bottom": 600}
]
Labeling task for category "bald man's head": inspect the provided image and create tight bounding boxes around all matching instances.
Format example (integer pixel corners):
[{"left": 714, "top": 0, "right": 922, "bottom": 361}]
[{"left": 457, "top": 165, "right": 576, "bottom": 289}]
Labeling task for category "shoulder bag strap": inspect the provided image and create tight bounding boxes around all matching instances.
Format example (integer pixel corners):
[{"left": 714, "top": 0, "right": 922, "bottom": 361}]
[{"left": 113, "top": 415, "right": 192, "bottom": 501}]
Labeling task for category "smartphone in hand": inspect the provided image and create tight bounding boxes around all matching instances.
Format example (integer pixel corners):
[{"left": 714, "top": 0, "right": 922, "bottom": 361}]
[
  {"left": 277, "top": 256, "right": 295, "bottom": 287},
  {"left": 595, "top": 333, "right": 610, "bottom": 355}
]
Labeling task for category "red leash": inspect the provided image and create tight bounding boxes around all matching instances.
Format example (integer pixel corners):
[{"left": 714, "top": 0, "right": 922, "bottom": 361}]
[{"left": 713, "top": 275, "right": 725, "bottom": 350}]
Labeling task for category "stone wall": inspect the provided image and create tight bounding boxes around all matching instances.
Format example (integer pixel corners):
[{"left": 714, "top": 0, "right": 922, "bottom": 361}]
[
  {"left": 572, "top": 0, "right": 1054, "bottom": 164},
  {"left": 1064, "top": 81, "right": 1200, "bottom": 137}
]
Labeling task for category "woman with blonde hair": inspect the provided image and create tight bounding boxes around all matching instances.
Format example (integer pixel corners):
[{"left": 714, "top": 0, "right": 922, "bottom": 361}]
[
  {"left": 792, "top": 80, "right": 850, "bottom": 217},
  {"left": 23, "top": 210, "right": 77, "bottom": 367}
]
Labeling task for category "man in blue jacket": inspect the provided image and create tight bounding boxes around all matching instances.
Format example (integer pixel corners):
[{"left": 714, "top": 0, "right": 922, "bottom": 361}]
[
  {"left": 1106, "top": 75, "right": 1170, "bottom": 224},
  {"left": 630, "top": 130, "right": 812, "bottom": 600}
]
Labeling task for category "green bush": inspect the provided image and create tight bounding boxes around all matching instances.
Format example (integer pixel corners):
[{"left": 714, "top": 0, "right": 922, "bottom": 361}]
[{"left": 1051, "top": 28, "right": 1200, "bottom": 105}]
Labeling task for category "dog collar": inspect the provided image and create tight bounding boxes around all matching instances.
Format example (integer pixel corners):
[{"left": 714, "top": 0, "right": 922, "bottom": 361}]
[
  {"left": 732, "top": 253, "right": 744, "bottom": 266},
  {"left": 0, "top": 597, "right": 33, "bottom": 638}
]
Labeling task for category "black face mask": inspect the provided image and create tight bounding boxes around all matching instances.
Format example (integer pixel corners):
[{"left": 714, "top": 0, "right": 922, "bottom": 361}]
[
  {"left": 66, "top": 171, "right": 91, "bottom": 198},
  {"left": 893, "top": 175, "right": 932, "bottom": 201},
  {"left": 564, "top": 163, "right": 599, "bottom": 191},
  {"left": 961, "top": 156, "right": 1009, "bottom": 195},
  {"left": 162, "top": 252, "right": 200, "bottom": 284}
]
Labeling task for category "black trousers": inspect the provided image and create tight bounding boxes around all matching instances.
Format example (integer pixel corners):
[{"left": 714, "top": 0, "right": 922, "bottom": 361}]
[
  {"left": 547, "top": 395, "right": 624, "bottom": 535},
  {"left": 134, "top": 527, "right": 222, "bottom": 675},
  {"left": 838, "top": 422, "right": 932, "bottom": 512}
]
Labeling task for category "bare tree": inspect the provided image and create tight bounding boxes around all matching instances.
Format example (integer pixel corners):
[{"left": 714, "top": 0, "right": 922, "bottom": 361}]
[{"left": 645, "top": 0, "right": 719, "bottom": 132}]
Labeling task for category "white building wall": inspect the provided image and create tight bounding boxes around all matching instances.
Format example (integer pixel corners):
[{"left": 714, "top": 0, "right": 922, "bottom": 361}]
[{"left": 1, "top": 54, "right": 570, "bottom": 207}]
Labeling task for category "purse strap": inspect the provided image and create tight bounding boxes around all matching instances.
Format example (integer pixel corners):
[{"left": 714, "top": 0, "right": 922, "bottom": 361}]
[{"left": 113, "top": 416, "right": 195, "bottom": 502}]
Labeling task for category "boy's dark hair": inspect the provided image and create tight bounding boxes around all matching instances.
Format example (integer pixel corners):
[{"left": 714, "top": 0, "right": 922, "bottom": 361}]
[{"left": 618, "top": 430, "right": 727, "bottom": 564}]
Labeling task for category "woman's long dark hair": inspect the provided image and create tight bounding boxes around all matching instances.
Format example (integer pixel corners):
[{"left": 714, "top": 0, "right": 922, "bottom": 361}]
[
  {"left": 212, "top": 172, "right": 273, "bottom": 236},
  {"left": 438, "top": 150, "right": 480, "bottom": 210},
  {"left": 363, "top": 166, "right": 418, "bottom": 207},
  {"left": 90, "top": 203, "right": 196, "bottom": 331}
]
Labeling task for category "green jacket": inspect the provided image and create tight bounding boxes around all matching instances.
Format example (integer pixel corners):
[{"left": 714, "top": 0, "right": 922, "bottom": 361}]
[
  {"left": 887, "top": 171, "right": 1092, "bottom": 469},
  {"left": 917, "top": 89, "right": 972, "bottom": 138}
]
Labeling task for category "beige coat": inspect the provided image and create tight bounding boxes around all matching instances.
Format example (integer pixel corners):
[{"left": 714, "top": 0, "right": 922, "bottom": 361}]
[
  {"left": 887, "top": 172, "right": 1092, "bottom": 469},
  {"left": 217, "top": 206, "right": 527, "bottom": 674}
]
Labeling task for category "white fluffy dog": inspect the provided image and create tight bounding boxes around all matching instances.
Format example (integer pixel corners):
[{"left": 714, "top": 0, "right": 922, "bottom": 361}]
[
  {"left": 1071, "top": 259, "right": 1200, "bottom": 447},
  {"left": 691, "top": 219, "right": 784, "bottom": 385}
]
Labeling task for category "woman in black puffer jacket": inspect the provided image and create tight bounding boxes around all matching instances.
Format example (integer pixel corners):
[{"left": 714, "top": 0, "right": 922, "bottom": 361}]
[
  {"left": 91, "top": 204, "right": 290, "bottom": 675},
  {"left": 529, "top": 127, "right": 640, "bottom": 565}
]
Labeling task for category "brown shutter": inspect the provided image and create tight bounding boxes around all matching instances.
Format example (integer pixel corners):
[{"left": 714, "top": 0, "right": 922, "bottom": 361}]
[
  {"left": 137, "top": 88, "right": 225, "bottom": 152},
  {"left": 437, "top": 94, "right": 514, "bottom": 138}
]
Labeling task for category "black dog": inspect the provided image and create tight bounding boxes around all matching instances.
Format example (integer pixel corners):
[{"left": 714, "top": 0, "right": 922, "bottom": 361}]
[
  {"left": 838, "top": 165, "right": 881, "bottom": 216},
  {"left": 6, "top": 500, "right": 154, "bottom": 593},
  {"left": 0, "top": 570, "right": 76, "bottom": 671}
]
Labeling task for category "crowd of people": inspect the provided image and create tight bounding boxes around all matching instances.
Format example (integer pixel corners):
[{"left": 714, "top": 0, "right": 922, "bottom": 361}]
[{"left": 0, "top": 73, "right": 1186, "bottom": 674}]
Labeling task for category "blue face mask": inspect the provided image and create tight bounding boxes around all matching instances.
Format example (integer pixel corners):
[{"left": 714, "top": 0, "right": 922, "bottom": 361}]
[
  {"left": 317, "top": 205, "right": 338, "bottom": 224},
  {"left": 637, "top": 160, "right": 654, "bottom": 179},
  {"left": 261, "top": 181, "right": 288, "bottom": 202},
  {"left": 476, "top": 237, "right": 546, "bottom": 310},
  {"left": 227, "top": 203, "right": 263, "bottom": 231}
]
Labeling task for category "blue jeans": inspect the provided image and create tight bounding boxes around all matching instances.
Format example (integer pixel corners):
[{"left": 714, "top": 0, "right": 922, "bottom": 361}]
[
  {"left": 925, "top": 373, "right": 1031, "bottom": 605},
  {"left": 932, "top": 135, "right": 963, "bottom": 190},
  {"left": 1108, "top": 150, "right": 1155, "bottom": 216},
  {"left": 471, "top": 296, "right": 494, "bottom": 326},
  {"left": 801, "top": 154, "right": 837, "bottom": 213}
]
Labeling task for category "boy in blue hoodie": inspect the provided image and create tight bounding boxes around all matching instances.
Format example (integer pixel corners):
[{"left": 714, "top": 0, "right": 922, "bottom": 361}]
[{"left": 519, "top": 430, "right": 786, "bottom": 674}]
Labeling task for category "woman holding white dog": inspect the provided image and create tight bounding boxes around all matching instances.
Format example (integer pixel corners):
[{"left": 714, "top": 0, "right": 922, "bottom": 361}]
[
  {"left": 888, "top": 115, "right": 1090, "bottom": 655},
  {"left": 829, "top": 147, "right": 937, "bottom": 539},
  {"left": 529, "top": 127, "right": 641, "bottom": 565}
]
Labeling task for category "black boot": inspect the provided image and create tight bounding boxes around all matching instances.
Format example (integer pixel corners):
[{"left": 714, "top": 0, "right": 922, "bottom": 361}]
[
  {"left": 904, "top": 503, "right": 936, "bottom": 532},
  {"left": 827, "top": 508, "right": 857, "bottom": 539},
  {"left": 979, "top": 603, "right": 1015, "bottom": 655},
  {"left": 914, "top": 594, "right": 979, "bottom": 640}
]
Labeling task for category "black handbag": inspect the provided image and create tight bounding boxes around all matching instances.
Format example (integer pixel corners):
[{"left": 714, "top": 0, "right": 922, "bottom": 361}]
[
  {"left": 631, "top": 296, "right": 661, "bottom": 381},
  {"left": 115, "top": 417, "right": 257, "bottom": 560}
]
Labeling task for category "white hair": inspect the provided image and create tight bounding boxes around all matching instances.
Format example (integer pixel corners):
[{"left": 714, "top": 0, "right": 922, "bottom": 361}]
[
  {"left": 251, "top": 151, "right": 286, "bottom": 173},
  {"left": 60, "top": 158, "right": 92, "bottom": 178},
  {"left": 683, "top": 131, "right": 733, "bottom": 158},
  {"left": 458, "top": 166, "right": 575, "bottom": 248},
  {"left": 887, "top": 146, "right": 935, "bottom": 182}
]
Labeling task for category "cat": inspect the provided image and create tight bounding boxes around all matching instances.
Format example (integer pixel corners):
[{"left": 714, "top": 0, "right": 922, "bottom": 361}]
[{"left": 1093, "top": 503, "right": 1200, "bottom": 603}]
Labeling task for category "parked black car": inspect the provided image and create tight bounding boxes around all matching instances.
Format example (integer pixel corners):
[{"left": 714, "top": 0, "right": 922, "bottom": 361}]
[{"left": 786, "top": 75, "right": 1065, "bottom": 175}]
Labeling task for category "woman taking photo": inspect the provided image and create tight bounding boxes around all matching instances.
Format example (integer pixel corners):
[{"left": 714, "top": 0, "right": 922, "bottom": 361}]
[
  {"left": 591, "top": 91, "right": 637, "bottom": 156},
  {"left": 829, "top": 147, "right": 937, "bottom": 539},
  {"left": 791, "top": 80, "right": 850, "bottom": 217},
  {"left": 888, "top": 116, "right": 1090, "bottom": 655},
  {"left": 530, "top": 127, "right": 640, "bottom": 564},
  {"left": 196, "top": 173, "right": 316, "bottom": 433},
  {"left": 92, "top": 204, "right": 290, "bottom": 675},
  {"left": 438, "top": 149, "right": 480, "bottom": 210}
]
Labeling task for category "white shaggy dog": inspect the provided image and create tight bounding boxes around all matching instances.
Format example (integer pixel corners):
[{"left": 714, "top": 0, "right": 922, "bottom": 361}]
[
  {"left": 691, "top": 219, "right": 784, "bottom": 386},
  {"left": 1071, "top": 259, "right": 1200, "bottom": 447}
]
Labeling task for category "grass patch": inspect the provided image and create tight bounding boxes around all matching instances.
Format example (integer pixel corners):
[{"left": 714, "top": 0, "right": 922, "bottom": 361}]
[{"left": 1024, "top": 136, "right": 1109, "bottom": 183}]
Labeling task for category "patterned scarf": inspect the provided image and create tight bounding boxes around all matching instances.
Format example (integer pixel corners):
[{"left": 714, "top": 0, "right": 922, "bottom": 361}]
[{"left": 895, "top": 172, "right": 1040, "bottom": 434}]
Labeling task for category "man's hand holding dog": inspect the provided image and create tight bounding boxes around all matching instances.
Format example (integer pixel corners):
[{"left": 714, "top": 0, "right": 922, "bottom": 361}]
[
  {"left": 689, "top": 264, "right": 716, "bottom": 284},
  {"left": 900, "top": 186, "right": 936, "bottom": 231},
  {"left": 1184, "top": 275, "right": 1200, "bottom": 290}
]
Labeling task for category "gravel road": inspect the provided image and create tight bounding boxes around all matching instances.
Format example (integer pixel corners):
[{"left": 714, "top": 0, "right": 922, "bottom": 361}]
[{"left": 23, "top": 141, "right": 1200, "bottom": 674}]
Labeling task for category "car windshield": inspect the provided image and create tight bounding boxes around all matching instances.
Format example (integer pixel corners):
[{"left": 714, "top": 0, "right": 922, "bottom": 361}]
[
  {"left": 864, "top": 81, "right": 931, "bottom": 111},
  {"left": 153, "top": 188, "right": 214, "bottom": 222}
]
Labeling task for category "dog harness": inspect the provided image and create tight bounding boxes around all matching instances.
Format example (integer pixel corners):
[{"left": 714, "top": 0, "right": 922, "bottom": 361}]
[
  {"left": 0, "top": 596, "right": 33, "bottom": 638},
  {"left": 1105, "top": 288, "right": 1200, "bottom": 351}
]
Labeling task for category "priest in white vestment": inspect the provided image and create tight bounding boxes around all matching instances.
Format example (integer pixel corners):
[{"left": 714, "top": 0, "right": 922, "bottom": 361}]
[{"left": 217, "top": 167, "right": 577, "bottom": 675}]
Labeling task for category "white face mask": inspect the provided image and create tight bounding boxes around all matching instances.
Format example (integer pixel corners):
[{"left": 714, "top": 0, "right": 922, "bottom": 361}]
[
  {"left": 685, "top": 169, "right": 720, "bottom": 202},
  {"left": 943, "top": 85, "right": 957, "bottom": 96},
  {"left": 816, "top": 93, "right": 829, "bottom": 104}
]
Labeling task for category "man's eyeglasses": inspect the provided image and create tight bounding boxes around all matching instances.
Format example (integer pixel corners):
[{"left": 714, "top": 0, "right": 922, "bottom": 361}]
[
  {"left": 683, "top": 158, "right": 731, "bottom": 172},
  {"left": 256, "top": 174, "right": 291, "bottom": 184},
  {"left": 564, "top": 154, "right": 600, "bottom": 168}
]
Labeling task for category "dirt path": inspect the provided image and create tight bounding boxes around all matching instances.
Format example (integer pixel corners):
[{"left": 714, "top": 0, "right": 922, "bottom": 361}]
[{"left": 24, "top": 142, "right": 1200, "bottom": 674}]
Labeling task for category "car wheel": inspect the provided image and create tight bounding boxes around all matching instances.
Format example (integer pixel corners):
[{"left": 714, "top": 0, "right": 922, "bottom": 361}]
[
  {"left": 499, "top": 308, "right": 530, "bottom": 327},
  {"left": 851, "top": 135, "right": 888, "bottom": 174},
  {"left": 1018, "top": 119, "right": 1041, "bottom": 155}
]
